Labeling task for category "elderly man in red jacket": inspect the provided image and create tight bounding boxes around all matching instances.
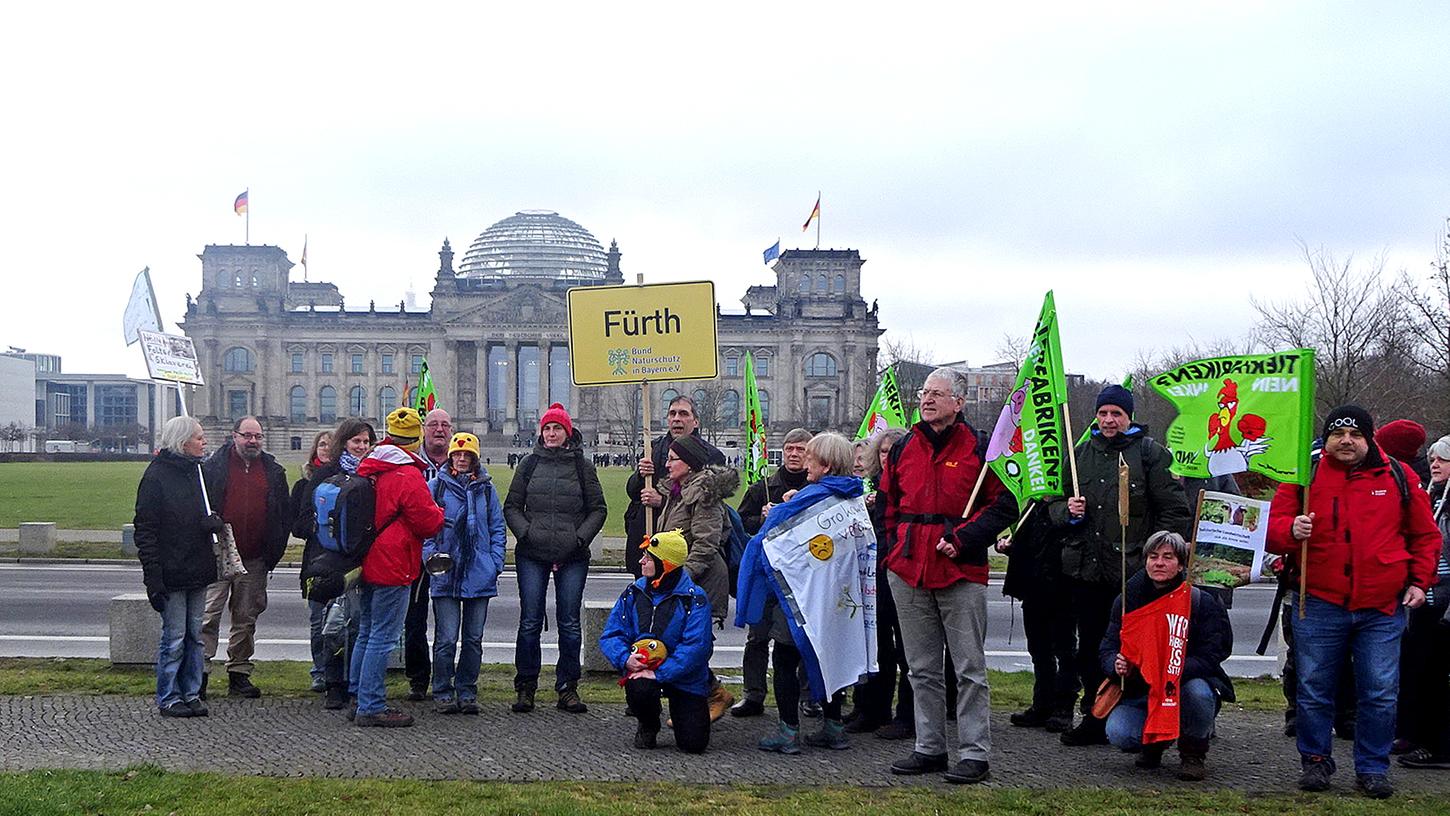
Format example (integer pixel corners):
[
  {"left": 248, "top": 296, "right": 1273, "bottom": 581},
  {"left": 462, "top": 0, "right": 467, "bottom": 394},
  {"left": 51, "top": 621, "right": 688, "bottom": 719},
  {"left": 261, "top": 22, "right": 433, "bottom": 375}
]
[
  {"left": 879, "top": 367, "right": 1017, "bottom": 784},
  {"left": 1267, "top": 405, "right": 1440, "bottom": 799}
]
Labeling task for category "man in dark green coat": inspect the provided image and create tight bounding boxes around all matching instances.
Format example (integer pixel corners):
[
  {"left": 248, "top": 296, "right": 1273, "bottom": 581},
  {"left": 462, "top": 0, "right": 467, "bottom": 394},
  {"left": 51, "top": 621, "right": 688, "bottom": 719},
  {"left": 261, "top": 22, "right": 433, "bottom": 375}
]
[{"left": 1046, "top": 384, "right": 1190, "bottom": 746}]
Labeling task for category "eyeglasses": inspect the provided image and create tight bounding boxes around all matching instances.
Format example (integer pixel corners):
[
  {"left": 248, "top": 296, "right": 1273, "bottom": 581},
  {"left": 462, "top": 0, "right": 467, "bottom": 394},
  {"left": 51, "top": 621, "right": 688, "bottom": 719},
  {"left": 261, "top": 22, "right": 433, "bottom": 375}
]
[
  {"left": 666, "top": 454, "right": 682, "bottom": 463},
  {"left": 917, "top": 388, "right": 954, "bottom": 400},
  {"left": 235, "top": 432, "right": 264, "bottom": 441}
]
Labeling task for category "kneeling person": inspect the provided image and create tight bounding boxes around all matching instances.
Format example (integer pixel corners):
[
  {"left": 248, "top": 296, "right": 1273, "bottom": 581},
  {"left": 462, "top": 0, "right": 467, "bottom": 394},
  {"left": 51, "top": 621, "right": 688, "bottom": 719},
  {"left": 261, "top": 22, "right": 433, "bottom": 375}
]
[
  {"left": 601, "top": 530, "right": 713, "bottom": 753},
  {"left": 1100, "top": 531, "right": 1235, "bottom": 780}
]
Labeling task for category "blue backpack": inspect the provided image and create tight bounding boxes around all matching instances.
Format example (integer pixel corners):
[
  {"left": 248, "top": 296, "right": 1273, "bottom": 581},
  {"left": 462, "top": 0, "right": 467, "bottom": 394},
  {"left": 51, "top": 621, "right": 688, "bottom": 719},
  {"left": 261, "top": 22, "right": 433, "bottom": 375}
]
[
  {"left": 312, "top": 473, "right": 379, "bottom": 558},
  {"left": 724, "top": 504, "right": 749, "bottom": 597}
]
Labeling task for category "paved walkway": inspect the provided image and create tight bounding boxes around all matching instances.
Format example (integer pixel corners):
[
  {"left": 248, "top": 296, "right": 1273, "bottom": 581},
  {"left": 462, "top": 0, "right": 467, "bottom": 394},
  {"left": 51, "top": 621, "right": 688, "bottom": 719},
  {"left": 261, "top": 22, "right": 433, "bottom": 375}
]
[{"left": 4, "top": 695, "right": 1450, "bottom": 793}]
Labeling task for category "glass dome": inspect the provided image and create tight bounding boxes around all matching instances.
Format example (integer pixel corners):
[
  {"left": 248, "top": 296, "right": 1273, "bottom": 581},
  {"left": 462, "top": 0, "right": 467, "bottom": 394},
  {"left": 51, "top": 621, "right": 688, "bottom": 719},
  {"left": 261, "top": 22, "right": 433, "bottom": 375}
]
[{"left": 457, "top": 210, "right": 609, "bottom": 283}]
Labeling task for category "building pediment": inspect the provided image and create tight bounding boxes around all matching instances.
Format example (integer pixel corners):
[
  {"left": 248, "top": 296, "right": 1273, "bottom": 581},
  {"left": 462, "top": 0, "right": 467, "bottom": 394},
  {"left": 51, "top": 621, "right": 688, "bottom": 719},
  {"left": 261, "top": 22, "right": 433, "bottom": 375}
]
[{"left": 442, "top": 286, "right": 569, "bottom": 327}]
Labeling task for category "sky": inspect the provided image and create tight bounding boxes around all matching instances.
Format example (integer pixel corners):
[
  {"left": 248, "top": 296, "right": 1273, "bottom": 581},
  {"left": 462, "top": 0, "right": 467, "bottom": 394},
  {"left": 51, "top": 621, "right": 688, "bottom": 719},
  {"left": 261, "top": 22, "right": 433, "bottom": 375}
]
[{"left": 5, "top": 1, "right": 1449, "bottom": 383}]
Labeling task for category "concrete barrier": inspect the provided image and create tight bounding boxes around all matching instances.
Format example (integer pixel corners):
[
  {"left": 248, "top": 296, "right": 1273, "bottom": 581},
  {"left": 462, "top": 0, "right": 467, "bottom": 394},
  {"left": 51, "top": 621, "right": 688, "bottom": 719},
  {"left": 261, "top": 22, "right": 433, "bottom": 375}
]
[
  {"left": 18, "top": 522, "right": 56, "bottom": 555},
  {"left": 109, "top": 593, "right": 159, "bottom": 666},
  {"left": 581, "top": 600, "right": 615, "bottom": 673},
  {"left": 121, "top": 524, "right": 137, "bottom": 557}
]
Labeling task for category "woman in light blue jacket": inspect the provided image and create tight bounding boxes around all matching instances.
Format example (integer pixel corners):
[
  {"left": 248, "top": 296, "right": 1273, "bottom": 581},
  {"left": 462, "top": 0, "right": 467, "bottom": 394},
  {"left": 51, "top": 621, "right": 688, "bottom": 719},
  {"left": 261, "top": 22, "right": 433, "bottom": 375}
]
[{"left": 424, "top": 433, "right": 507, "bottom": 714}]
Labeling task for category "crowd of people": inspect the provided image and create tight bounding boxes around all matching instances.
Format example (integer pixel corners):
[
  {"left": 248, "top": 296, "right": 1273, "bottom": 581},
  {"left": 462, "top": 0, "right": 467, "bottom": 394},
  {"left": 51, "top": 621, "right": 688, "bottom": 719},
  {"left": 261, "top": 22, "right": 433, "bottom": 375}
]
[{"left": 130, "top": 369, "right": 1449, "bottom": 797}]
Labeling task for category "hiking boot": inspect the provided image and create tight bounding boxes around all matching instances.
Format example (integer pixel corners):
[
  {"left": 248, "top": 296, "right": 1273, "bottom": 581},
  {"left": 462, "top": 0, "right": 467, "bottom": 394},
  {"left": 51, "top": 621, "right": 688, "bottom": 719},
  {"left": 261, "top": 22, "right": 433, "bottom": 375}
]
[
  {"left": 1060, "top": 716, "right": 1108, "bottom": 746},
  {"left": 354, "top": 707, "right": 415, "bottom": 727},
  {"left": 458, "top": 699, "right": 480, "bottom": 715},
  {"left": 199, "top": 673, "right": 209, "bottom": 701},
  {"left": 557, "top": 687, "right": 588, "bottom": 714},
  {"left": 890, "top": 751, "right": 949, "bottom": 775},
  {"left": 707, "top": 686, "right": 734, "bottom": 722},
  {"left": 160, "top": 702, "right": 193, "bottom": 718},
  {"left": 758, "top": 720, "right": 802, "bottom": 755},
  {"left": 187, "top": 699, "right": 209, "bottom": 717},
  {"left": 944, "top": 758, "right": 990, "bottom": 784},
  {"left": 875, "top": 720, "right": 914, "bottom": 741},
  {"left": 309, "top": 677, "right": 327, "bottom": 693},
  {"left": 1299, "top": 756, "right": 1334, "bottom": 792},
  {"left": 634, "top": 726, "right": 658, "bottom": 750},
  {"left": 227, "top": 671, "right": 261, "bottom": 699},
  {"left": 324, "top": 684, "right": 348, "bottom": 711},
  {"left": 801, "top": 700, "right": 823, "bottom": 719},
  {"left": 1010, "top": 706, "right": 1051, "bottom": 728},
  {"left": 1398, "top": 748, "right": 1450, "bottom": 769},
  {"left": 405, "top": 686, "right": 428, "bottom": 702},
  {"left": 1176, "top": 737, "right": 1208, "bottom": 781},
  {"left": 435, "top": 695, "right": 460, "bottom": 714},
  {"left": 1136, "top": 741, "right": 1168, "bottom": 769},
  {"left": 1356, "top": 773, "right": 1393, "bottom": 799},
  {"left": 1044, "top": 707, "right": 1074, "bottom": 733},
  {"left": 512, "top": 689, "right": 535, "bottom": 713},
  {"left": 804, "top": 718, "right": 851, "bottom": 750},
  {"left": 731, "top": 698, "right": 765, "bottom": 718}
]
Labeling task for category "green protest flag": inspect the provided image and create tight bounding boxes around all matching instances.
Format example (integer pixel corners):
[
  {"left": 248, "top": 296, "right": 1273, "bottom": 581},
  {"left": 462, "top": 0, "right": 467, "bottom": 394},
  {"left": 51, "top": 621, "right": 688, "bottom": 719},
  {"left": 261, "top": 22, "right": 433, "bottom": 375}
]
[
  {"left": 984, "top": 291, "right": 1071, "bottom": 505},
  {"left": 1075, "top": 374, "right": 1133, "bottom": 447},
  {"left": 742, "top": 351, "right": 769, "bottom": 486},
  {"left": 1150, "top": 349, "right": 1316, "bottom": 485},
  {"left": 415, "top": 359, "right": 437, "bottom": 416},
  {"left": 909, "top": 406, "right": 921, "bottom": 425},
  {"left": 856, "top": 365, "right": 907, "bottom": 441}
]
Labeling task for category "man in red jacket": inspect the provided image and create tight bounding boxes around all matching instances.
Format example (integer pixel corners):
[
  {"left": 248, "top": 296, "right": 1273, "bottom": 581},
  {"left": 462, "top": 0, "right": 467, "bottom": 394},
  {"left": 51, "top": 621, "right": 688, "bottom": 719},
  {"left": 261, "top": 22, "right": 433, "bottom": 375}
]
[
  {"left": 346, "top": 407, "right": 445, "bottom": 727},
  {"left": 1267, "top": 405, "right": 1440, "bottom": 798},
  {"left": 879, "top": 368, "right": 1017, "bottom": 784}
]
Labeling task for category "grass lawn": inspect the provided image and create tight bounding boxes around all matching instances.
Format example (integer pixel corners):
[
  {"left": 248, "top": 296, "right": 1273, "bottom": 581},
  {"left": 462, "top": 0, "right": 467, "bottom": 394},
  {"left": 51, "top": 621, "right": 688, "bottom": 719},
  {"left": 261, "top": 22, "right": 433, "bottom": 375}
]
[{"left": 0, "top": 767, "right": 1427, "bottom": 815}]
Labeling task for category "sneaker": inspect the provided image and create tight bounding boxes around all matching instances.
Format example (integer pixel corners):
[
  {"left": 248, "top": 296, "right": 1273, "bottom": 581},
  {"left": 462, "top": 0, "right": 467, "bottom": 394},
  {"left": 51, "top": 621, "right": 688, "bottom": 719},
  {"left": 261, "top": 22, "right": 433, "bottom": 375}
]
[
  {"left": 355, "top": 707, "right": 415, "bottom": 727},
  {"left": 801, "top": 700, "right": 823, "bottom": 719},
  {"left": 159, "top": 702, "right": 193, "bottom": 718},
  {"left": 324, "top": 684, "right": 348, "bottom": 711},
  {"left": 804, "top": 718, "right": 850, "bottom": 750},
  {"left": 435, "top": 696, "right": 459, "bottom": 714},
  {"left": 227, "top": 671, "right": 261, "bottom": 699},
  {"left": 731, "top": 698, "right": 765, "bottom": 718},
  {"left": 1010, "top": 706, "right": 1050, "bottom": 728},
  {"left": 944, "top": 758, "right": 990, "bottom": 784},
  {"left": 1398, "top": 748, "right": 1450, "bottom": 769},
  {"left": 1060, "top": 717, "right": 1108, "bottom": 746},
  {"left": 458, "top": 699, "right": 480, "bottom": 715},
  {"left": 890, "top": 751, "right": 949, "bottom": 775},
  {"left": 875, "top": 720, "right": 914, "bottom": 741},
  {"left": 1299, "top": 757, "right": 1334, "bottom": 792},
  {"left": 1356, "top": 773, "right": 1393, "bottom": 799},
  {"left": 558, "top": 688, "right": 588, "bottom": 714},
  {"left": 512, "top": 689, "right": 535, "bottom": 713},
  {"left": 758, "top": 720, "right": 802, "bottom": 755},
  {"left": 186, "top": 699, "right": 209, "bottom": 717},
  {"left": 309, "top": 677, "right": 327, "bottom": 693},
  {"left": 634, "top": 726, "right": 658, "bottom": 750}
]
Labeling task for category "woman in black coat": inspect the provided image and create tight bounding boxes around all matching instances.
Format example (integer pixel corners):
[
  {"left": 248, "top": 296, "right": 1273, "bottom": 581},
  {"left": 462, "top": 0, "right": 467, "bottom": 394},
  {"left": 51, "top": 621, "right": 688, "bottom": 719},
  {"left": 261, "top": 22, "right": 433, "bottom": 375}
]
[{"left": 134, "top": 416, "right": 223, "bottom": 718}]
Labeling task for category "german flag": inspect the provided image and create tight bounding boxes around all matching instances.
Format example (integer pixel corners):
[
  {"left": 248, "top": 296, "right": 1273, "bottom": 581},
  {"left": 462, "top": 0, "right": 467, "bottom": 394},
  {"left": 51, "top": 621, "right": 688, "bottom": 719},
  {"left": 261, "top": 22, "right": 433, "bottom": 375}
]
[
  {"left": 234, "top": 190, "right": 248, "bottom": 215},
  {"left": 801, "top": 194, "right": 820, "bottom": 231}
]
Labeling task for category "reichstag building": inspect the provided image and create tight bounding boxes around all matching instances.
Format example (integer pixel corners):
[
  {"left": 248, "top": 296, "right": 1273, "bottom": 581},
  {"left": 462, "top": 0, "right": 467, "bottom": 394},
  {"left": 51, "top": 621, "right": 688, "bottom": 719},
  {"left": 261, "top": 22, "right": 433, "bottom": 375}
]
[{"left": 181, "top": 210, "right": 882, "bottom": 452}]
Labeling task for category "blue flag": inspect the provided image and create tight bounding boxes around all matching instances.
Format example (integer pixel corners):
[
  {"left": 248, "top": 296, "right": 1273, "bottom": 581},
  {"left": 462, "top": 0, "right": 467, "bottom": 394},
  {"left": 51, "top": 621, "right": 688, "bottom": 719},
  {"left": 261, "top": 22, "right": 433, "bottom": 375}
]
[{"left": 762, "top": 240, "right": 780, "bottom": 265}]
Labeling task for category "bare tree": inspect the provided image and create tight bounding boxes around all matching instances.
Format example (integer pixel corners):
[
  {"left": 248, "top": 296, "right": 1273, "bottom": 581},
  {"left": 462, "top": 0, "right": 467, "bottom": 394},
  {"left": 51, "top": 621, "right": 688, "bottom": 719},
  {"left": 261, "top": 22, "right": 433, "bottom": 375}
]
[
  {"left": 879, "top": 334, "right": 941, "bottom": 420},
  {"left": 1393, "top": 221, "right": 1450, "bottom": 428},
  {"left": 994, "top": 332, "right": 1030, "bottom": 365}
]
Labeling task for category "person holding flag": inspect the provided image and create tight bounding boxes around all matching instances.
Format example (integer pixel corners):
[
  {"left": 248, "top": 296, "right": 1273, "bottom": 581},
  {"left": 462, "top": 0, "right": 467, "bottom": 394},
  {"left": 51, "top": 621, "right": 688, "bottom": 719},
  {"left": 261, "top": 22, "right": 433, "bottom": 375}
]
[{"left": 1100, "top": 531, "right": 1235, "bottom": 780}]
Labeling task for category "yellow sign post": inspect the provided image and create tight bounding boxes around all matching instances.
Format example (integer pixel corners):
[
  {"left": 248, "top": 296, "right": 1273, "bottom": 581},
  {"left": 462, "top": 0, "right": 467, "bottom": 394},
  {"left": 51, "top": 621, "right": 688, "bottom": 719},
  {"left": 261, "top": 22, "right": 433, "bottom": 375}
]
[{"left": 566, "top": 280, "right": 719, "bottom": 386}]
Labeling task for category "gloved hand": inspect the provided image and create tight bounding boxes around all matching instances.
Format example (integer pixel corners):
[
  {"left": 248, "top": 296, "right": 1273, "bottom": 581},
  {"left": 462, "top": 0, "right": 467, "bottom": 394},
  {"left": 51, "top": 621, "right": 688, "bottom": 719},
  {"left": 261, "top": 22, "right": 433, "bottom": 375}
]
[
  {"left": 946, "top": 520, "right": 990, "bottom": 565},
  {"left": 145, "top": 579, "right": 168, "bottom": 613},
  {"left": 200, "top": 513, "right": 227, "bottom": 534}
]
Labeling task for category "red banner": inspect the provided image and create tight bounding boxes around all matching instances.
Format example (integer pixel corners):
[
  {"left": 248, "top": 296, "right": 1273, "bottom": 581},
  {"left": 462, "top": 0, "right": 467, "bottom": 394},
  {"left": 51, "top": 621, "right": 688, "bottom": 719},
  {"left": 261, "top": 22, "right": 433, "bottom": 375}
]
[{"left": 1119, "top": 582, "right": 1192, "bottom": 744}]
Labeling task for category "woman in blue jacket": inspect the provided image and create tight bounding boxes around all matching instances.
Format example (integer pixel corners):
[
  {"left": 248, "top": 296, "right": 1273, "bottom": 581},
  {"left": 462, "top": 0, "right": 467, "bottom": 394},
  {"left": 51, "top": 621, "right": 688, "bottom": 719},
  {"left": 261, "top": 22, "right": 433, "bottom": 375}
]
[
  {"left": 600, "top": 530, "right": 714, "bottom": 753},
  {"left": 424, "top": 433, "right": 507, "bottom": 714}
]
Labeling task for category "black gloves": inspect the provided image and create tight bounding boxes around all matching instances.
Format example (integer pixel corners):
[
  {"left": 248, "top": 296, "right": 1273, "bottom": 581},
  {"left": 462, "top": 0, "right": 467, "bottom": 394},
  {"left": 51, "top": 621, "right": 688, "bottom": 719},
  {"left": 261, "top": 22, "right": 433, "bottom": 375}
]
[
  {"left": 946, "top": 520, "right": 990, "bottom": 565},
  {"left": 145, "top": 577, "right": 167, "bottom": 613},
  {"left": 200, "top": 513, "right": 227, "bottom": 534}
]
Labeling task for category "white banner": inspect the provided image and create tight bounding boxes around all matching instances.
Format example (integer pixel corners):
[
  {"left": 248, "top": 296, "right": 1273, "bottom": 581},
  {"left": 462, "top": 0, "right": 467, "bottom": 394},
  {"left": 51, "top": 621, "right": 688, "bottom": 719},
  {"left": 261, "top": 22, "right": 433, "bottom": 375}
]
[
  {"left": 138, "top": 330, "right": 204, "bottom": 385},
  {"left": 123, "top": 267, "right": 162, "bottom": 345},
  {"left": 762, "top": 492, "right": 878, "bottom": 696},
  {"left": 1190, "top": 489, "right": 1271, "bottom": 587}
]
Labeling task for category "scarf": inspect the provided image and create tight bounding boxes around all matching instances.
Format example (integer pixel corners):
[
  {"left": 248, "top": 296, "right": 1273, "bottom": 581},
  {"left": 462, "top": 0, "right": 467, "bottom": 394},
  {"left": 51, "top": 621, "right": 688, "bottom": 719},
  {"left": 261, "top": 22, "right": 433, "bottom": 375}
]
[{"left": 338, "top": 451, "right": 362, "bottom": 474}]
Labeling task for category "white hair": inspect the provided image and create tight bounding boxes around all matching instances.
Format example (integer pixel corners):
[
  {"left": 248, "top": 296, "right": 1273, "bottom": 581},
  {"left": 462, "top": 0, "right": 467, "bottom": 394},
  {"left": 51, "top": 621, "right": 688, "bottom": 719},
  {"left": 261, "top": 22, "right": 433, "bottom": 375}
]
[
  {"left": 160, "top": 416, "right": 203, "bottom": 456},
  {"left": 1430, "top": 435, "right": 1450, "bottom": 462},
  {"left": 926, "top": 367, "right": 969, "bottom": 400}
]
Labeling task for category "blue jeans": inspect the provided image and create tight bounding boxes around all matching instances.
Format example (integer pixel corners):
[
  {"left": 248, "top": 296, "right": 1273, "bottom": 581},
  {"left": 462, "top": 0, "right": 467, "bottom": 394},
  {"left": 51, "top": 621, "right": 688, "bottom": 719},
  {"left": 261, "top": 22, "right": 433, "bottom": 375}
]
[
  {"left": 1106, "top": 677, "right": 1219, "bottom": 749},
  {"left": 308, "top": 599, "right": 328, "bottom": 683},
  {"left": 156, "top": 587, "right": 207, "bottom": 709},
  {"left": 1294, "top": 594, "right": 1405, "bottom": 775},
  {"left": 348, "top": 583, "right": 410, "bottom": 716},
  {"left": 433, "top": 597, "right": 490, "bottom": 701},
  {"left": 514, "top": 557, "right": 588, "bottom": 692}
]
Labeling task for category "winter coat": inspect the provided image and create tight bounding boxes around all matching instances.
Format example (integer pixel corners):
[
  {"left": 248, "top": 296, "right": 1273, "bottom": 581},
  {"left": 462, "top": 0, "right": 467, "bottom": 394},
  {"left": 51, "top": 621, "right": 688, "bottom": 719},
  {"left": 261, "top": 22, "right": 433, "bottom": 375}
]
[
  {"left": 1426, "top": 481, "right": 1450, "bottom": 609},
  {"left": 658, "top": 464, "right": 740, "bottom": 619},
  {"left": 293, "top": 460, "right": 342, "bottom": 593},
  {"left": 737, "top": 466, "right": 810, "bottom": 536},
  {"left": 356, "top": 443, "right": 445, "bottom": 587},
  {"left": 880, "top": 415, "right": 1017, "bottom": 590},
  {"left": 201, "top": 441, "right": 292, "bottom": 570},
  {"left": 503, "top": 429, "right": 607, "bottom": 564},
  {"left": 424, "top": 467, "right": 507, "bottom": 599},
  {"left": 599, "top": 571, "right": 714, "bottom": 697},
  {"left": 1266, "top": 446, "right": 1440, "bottom": 615},
  {"left": 1046, "top": 425, "right": 1190, "bottom": 585},
  {"left": 133, "top": 449, "right": 220, "bottom": 595},
  {"left": 1001, "top": 499, "right": 1065, "bottom": 601},
  {"left": 624, "top": 430, "right": 725, "bottom": 549},
  {"left": 1099, "top": 570, "right": 1236, "bottom": 703}
]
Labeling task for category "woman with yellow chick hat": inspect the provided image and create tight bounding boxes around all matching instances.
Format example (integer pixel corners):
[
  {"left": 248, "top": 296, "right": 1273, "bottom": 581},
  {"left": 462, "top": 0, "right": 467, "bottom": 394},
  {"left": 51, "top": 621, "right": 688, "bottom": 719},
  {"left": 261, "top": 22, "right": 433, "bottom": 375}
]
[{"left": 599, "top": 528, "right": 714, "bottom": 753}]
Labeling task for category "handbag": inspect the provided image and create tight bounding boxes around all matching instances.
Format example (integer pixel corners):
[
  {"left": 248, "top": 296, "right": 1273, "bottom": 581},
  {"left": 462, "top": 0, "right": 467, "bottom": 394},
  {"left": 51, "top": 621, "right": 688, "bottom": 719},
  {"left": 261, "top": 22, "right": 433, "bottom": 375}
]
[
  {"left": 1091, "top": 677, "right": 1122, "bottom": 719},
  {"left": 213, "top": 521, "right": 248, "bottom": 581}
]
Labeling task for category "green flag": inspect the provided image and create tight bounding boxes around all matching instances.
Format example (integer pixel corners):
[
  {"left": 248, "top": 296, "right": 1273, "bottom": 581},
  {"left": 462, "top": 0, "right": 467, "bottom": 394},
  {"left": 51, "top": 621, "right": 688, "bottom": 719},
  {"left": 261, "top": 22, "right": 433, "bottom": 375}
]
[
  {"left": 856, "top": 365, "right": 907, "bottom": 441},
  {"left": 1150, "top": 349, "right": 1316, "bottom": 485},
  {"left": 984, "top": 291, "right": 1071, "bottom": 505},
  {"left": 1075, "top": 374, "right": 1133, "bottom": 447},
  {"left": 742, "top": 351, "right": 769, "bottom": 486},
  {"left": 415, "top": 359, "right": 437, "bottom": 416}
]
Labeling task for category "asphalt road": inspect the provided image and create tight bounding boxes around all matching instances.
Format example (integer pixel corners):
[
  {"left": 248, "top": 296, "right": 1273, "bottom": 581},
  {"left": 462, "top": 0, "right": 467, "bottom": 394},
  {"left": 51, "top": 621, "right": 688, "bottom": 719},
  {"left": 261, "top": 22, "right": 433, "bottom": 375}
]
[{"left": 0, "top": 563, "right": 1285, "bottom": 678}]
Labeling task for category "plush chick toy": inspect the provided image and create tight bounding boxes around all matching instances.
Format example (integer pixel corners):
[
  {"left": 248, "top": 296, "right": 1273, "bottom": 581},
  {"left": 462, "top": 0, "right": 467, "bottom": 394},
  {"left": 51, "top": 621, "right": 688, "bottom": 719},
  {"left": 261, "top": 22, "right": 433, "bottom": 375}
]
[{"left": 630, "top": 637, "right": 669, "bottom": 670}]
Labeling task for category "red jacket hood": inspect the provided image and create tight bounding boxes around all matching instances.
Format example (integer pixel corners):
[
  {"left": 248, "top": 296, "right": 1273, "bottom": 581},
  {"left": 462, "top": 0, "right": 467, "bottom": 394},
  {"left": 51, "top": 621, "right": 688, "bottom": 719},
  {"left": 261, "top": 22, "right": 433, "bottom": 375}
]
[{"left": 357, "top": 444, "right": 427, "bottom": 477}]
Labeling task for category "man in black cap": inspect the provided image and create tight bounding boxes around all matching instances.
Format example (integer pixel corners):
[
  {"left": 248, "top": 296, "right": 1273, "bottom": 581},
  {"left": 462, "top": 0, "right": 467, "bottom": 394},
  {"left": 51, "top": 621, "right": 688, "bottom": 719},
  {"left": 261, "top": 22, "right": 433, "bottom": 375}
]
[
  {"left": 1047, "top": 383, "right": 1190, "bottom": 746},
  {"left": 1266, "top": 405, "right": 1440, "bottom": 799}
]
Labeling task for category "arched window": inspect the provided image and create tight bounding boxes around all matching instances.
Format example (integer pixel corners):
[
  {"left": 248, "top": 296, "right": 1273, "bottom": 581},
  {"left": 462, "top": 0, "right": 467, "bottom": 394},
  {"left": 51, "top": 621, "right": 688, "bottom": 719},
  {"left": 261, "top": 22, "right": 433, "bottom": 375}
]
[
  {"left": 223, "top": 347, "right": 253, "bottom": 373},
  {"left": 319, "top": 386, "right": 337, "bottom": 424},
  {"left": 833, "top": 273, "right": 846, "bottom": 293},
  {"left": 289, "top": 386, "right": 306, "bottom": 423},
  {"left": 233, "top": 274, "right": 243, "bottom": 288},
  {"left": 378, "top": 386, "right": 397, "bottom": 419},
  {"left": 660, "top": 388, "right": 680, "bottom": 426},
  {"left": 755, "top": 354, "right": 771, "bottom": 378},
  {"left": 816, "top": 273, "right": 828, "bottom": 293},
  {"left": 349, "top": 386, "right": 366, "bottom": 417},
  {"left": 798, "top": 274, "right": 810, "bottom": 293},
  {"left": 719, "top": 389, "right": 741, "bottom": 427},
  {"left": 759, "top": 389, "right": 771, "bottom": 424},
  {"left": 805, "top": 352, "right": 837, "bottom": 377}
]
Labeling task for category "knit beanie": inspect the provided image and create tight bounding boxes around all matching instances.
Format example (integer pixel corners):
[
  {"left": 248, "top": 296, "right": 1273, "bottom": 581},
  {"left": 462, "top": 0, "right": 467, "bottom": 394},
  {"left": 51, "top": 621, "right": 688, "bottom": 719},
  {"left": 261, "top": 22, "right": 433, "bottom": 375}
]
[
  {"left": 540, "top": 403, "right": 573, "bottom": 437},
  {"left": 641, "top": 528, "right": 689, "bottom": 587},
  {"left": 1095, "top": 384, "right": 1135, "bottom": 416},
  {"left": 386, "top": 407, "right": 423, "bottom": 444},
  {"left": 670, "top": 434, "right": 709, "bottom": 470},
  {"left": 1322, "top": 405, "right": 1375, "bottom": 443},
  {"left": 1377, "top": 419, "right": 1425, "bottom": 462}
]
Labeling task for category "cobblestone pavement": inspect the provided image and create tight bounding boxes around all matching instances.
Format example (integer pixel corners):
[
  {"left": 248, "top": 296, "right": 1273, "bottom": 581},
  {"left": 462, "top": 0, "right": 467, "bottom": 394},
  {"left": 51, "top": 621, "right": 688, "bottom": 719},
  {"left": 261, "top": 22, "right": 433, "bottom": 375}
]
[{"left": 5, "top": 695, "right": 1450, "bottom": 793}]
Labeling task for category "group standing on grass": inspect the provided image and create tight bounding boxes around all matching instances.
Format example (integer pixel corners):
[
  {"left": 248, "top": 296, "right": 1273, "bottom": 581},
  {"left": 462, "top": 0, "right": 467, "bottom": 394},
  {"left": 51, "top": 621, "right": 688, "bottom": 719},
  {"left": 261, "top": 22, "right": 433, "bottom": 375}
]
[{"left": 132, "top": 380, "right": 1450, "bottom": 798}]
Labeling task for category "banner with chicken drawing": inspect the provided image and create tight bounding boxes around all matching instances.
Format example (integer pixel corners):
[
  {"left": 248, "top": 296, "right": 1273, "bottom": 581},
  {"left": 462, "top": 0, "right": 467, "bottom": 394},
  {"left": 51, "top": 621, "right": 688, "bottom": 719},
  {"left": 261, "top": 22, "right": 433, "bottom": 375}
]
[{"left": 1150, "top": 349, "right": 1317, "bottom": 485}]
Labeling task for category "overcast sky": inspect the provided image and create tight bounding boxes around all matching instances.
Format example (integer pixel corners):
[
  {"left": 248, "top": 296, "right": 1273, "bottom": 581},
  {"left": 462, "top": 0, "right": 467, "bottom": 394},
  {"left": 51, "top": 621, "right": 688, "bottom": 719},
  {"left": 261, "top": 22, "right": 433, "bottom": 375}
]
[{"left": 5, "top": 2, "right": 1448, "bottom": 383}]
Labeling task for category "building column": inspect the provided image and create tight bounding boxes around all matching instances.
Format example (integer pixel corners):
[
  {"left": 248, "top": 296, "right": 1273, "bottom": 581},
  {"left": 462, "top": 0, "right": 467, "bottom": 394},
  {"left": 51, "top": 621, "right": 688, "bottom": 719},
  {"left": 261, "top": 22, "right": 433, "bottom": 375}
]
[
  {"left": 537, "top": 339, "right": 551, "bottom": 415},
  {"left": 475, "top": 342, "right": 489, "bottom": 434},
  {"left": 504, "top": 340, "right": 519, "bottom": 436}
]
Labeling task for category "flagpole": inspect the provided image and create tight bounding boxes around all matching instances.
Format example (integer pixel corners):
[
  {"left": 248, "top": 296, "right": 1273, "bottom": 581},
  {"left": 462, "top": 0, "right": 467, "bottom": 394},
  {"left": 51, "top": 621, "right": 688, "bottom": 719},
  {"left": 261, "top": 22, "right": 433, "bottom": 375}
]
[
  {"left": 815, "top": 190, "right": 821, "bottom": 250},
  {"left": 1062, "top": 399, "right": 1082, "bottom": 497},
  {"left": 245, "top": 188, "right": 250, "bottom": 245},
  {"left": 637, "top": 271, "right": 656, "bottom": 544},
  {"left": 1118, "top": 452, "right": 1130, "bottom": 690}
]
